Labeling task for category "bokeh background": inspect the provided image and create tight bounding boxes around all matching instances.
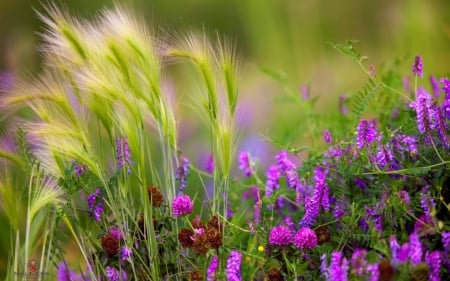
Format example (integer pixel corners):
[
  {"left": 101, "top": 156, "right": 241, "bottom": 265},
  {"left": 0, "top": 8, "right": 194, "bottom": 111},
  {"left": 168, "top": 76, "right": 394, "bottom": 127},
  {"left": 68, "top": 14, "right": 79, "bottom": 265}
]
[{"left": 0, "top": 0, "right": 449, "bottom": 276}]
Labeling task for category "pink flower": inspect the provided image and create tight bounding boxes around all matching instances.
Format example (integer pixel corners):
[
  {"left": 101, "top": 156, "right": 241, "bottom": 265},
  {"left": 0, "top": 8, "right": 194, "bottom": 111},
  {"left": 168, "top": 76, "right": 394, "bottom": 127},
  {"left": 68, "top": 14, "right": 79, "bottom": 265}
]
[{"left": 172, "top": 194, "right": 194, "bottom": 217}]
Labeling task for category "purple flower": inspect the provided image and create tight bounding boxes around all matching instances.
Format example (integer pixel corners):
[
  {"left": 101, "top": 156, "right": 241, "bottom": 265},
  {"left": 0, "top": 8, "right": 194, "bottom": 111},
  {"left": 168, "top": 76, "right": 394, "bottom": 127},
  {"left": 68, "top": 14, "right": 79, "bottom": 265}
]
[
  {"left": 115, "top": 136, "right": 132, "bottom": 170},
  {"left": 441, "top": 78, "right": 450, "bottom": 119},
  {"left": 0, "top": 71, "right": 14, "bottom": 93},
  {"left": 431, "top": 105, "right": 449, "bottom": 147},
  {"left": 339, "top": 95, "right": 348, "bottom": 115},
  {"left": 172, "top": 194, "right": 193, "bottom": 217},
  {"left": 87, "top": 189, "right": 104, "bottom": 222},
  {"left": 293, "top": 227, "right": 318, "bottom": 250},
  {"left": 419, "top": 186, "right": 435, "bottom": 217},
  {"left": 409, "top": 232, "right": 422, "bottom": 266},
  {"left": 207, "top": 255, "right": 219, "bottom": 281},
  {"left": 109, "top": 227, "right": 123, "bottom": 240},
  {"left": 350, "top": 249, "right": 367, "bottom": 276},
  {"left": 57, "top": 262, "right": 86, "bottom": 281},
  {"left": 268, "top": 225, "right": 293, "bottom": 246},
  {"left": 375, "top": 142, "right": 394, "bottom": 169},
  {"left": 176, "top": 157, "right": 190, "bottom": 192},
  {"left": 366, "top": 264, "right": 379, "bottom": 281},
  {"left": 403, "top": 76, "right": 411, "bottom": 94},
  {"left": 323, "top": 130, "right": 332, "bottom": 144},
  {"left": 409, "top": 87, "right": 434, "bottom": 135},
  {"left": 226, "top": 250, "right": 242, "bottom": 281},
  {"left": 412, "top": 55, "right": 424, "bottom": 77},
  {"left": 356, "top": 120, "right": 378, "bottom": 149},
  {"left": 275, "top": 150, "right": 296, "bottom": 173},
  {"left": 74, "top": 163, "right": 86, "bottom": 177},
  {"left": 265, "top": 164, "right": 280, "bottom": 197},
  {"left": 299, "top": 167, "right": 328, "bottom": 227},
  {"left": 442, "top": 231, "right": 450, "bottom": 271},
  {"left": 300, "top": 85, "right": 310, "bottom": 100},
  {"left": 430, "top": 75, "right": 440, "bottom": 98},
  {"left": 425, "top": 251, "right": 441, "bottom": 281},
  {"left": 395, "top": 134, "right": 418, "bottom": 156},
  {"left": 205, "top": 153, "right": 214, "bottom": 174},
  {"left": 397, "top": 190, "right": 411, "bottom": 205},
  {"left": 238, "top": 151, "right": 252, "bottom": 177},
  {"left": 321, "top": 254, "right": 329, "bottom": 279},
  {"left": 105, "top": 266, "right": 127, "bottom": 281},
  {"left": 329, "top": 252, "right": 348, "bottom": 281},
  {"left": 120, "top": 246, "right": 133, "bottom": 262}
]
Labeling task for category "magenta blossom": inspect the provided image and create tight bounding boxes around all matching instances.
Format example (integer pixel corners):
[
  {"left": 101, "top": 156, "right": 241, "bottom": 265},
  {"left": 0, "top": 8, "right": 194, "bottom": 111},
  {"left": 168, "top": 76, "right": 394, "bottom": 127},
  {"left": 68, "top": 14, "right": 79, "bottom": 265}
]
[{"left": 172, "top": 194, "right": 194, "bottom": 217}]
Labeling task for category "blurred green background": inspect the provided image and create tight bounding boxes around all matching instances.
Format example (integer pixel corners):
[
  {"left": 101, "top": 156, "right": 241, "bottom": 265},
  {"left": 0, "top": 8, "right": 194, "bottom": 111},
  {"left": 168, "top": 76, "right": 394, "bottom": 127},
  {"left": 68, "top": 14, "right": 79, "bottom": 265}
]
[{"left": 0, "top": 0, "right": 449, "bottom": 276}]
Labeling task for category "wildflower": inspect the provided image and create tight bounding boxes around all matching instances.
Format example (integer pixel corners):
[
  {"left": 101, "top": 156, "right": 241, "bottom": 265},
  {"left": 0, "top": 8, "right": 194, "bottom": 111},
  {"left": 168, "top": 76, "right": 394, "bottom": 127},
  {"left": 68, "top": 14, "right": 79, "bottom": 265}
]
[
  {"left": 320, "top": 254, "right": 329, "bottom": 280},
  {"left": 323, "top": 129, "right": 332, "bottom": 144},
  {"left": 409, "top": 88, "right": 434, "bottom": 135},
  {"left": 57, "top": 262, "right": 83, "bottom": 281},
  {"left": 74, "top": 163, "right": 85, "bottom": 177},
  {"left": 293, "top": 227, "right": 318, "bottom": 250},
  {"left": 375, "top": 141, "right": 394, "bottom": 169},
  {"left": 350, "top": 249, "right": 367, "bottom": 276},
  {"left": 267, "top": 268, "right": 284, "bottom": 281},
  {"left": 205, "top": 153, "right": 214, "bottom": 174},
  {"left": 265, "top": 164, "right": 280, "bottom": 197},
  {"left": 403, "top": 76, "right": 411, "bottom": 94},
  {"left": 419, "top": 186, "right": 435, "bottom": 217},
  {"left": 285, "top": 169, "right": 300, "bottom": 189},
  {"left": 115, "top": 136, "right": 132, "bottom": 170},
  {"left": 299, "top": 167, "right": 328, "bottom": 227},
  {"left": 257, "top": 245, "right": 265, "bottom": 252},
  {"left": 147, "top": 186, "right": 164, "bottom": 208},
  {"left": 190, "top": 271, "right": 202, "bottom": 281},
  {"left": 205, "top": 227, "right": 223, "bottom": 249},
  {"left": 172, "top": 194, "right": 193, "bottom": 217},
  {"left": 431, "top": 105, "right": 449, "bottom": 147},
  {"left": 207, "top": 256, "right": 219, "bottom": 281},
  {"left": 441, "top": 232, "right": 450, "bottom": 270},
  {"left": 105, "top": 266, "right": 126, "bottom": 281},
  {"left": 409, "top": 232, "right": 422, "bottom": 266},
  {"left": 226, "top": 250, "right": 242, "bottom": 281},
  {"left": 101, "top": 233, "right": 120, "bottom": 257},
  {"left": 109, "top": 227, "right": 123, "bottom": 240},
  {"left": 425, "top": 251, "right": 441, "bottom": 281},
  {"left": 268, "top": 225, "right": 293, "bottom": 246},
  {"left": 176, "top": 156, "right": 190, "bottom": 192},
  {"left": 339, "top": 95, "right": 348, "bottom": 115},
  {"left": 300, "top": 85, "right": 310, "bottom": 100},
  {"left": 442, "top": 78, "right": 450, "bottom": 119},
  {"left": 395, "top": 134, "right": 418, "bottom": 156},
  {"left": 430, "top": 75, "right": 440, "bottom": 98},
  {"left": 120, "top": 246, "right": 132, "bottom": 262},
  {"left": 356, "top": 119, "right": 378, "bottom": 149},
  {"left": 275, "top": 150, "right": 296, "bottom": 173},
  {"left": 238, "top": 151, "right": 252, "bottom": 177},
  {"left": 366, "top": 264, "right": 379, "bottom": 281},
  {"left": 328, "top": 251, "right": 348, "bottom": 281},
  {"left": 412, "top": 55, "right": 424, "bottom": 77},
  {"left": 178, "top": 228, "right": 194, "bottom": 248},
  {"left": 87, "top": 189, "right": 104, "bottom": 221}
]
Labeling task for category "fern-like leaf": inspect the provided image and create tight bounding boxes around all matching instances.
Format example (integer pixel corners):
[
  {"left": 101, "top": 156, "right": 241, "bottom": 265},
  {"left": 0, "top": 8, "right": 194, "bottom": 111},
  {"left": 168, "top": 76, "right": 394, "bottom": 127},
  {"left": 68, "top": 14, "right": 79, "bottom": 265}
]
[{"left": 351, "top": 78, "right": 383, "bottom": 122}]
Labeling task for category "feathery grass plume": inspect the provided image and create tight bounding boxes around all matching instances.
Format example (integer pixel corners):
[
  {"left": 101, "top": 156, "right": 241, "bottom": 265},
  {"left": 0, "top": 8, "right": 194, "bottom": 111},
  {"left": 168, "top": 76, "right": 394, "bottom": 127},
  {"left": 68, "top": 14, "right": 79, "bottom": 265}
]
[{"left": 0, "top": 172, "right": 24, "bottom": 231}]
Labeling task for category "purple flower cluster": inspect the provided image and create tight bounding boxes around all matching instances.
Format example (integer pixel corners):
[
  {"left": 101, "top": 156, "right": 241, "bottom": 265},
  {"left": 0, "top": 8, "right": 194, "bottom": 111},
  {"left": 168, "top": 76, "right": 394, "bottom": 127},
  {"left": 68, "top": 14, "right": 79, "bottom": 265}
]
[
  {"left": 57, "top": 262, "right": 90, "bottom": 281},
  {"left": 350, "top": 249, "right": 367, "bottom": 276},
  {"left": 441, "top": 78, "right": 450, "bottom": 119},
  {"left": 207, "top": 255, "right": 219, "bottom": 281},
  {"left": 299, "top": 167, "right": 328, "bottom": 227},
  {"left": 87, "top": 188, "right": 104, "bottom": 221},
  {"left": 409, "top": 87, "right": 449, "bottom": 147},
  {"left": 105, "top": 266, "right": 127, "bottom": 281},
  {"left": 172, "top": 194, "right": 193, "bottom": 217},
  {"left": 356, "top": 120, "right": 377, "bottom": 149},
  {"left": 176, "top": 156, "right": 190, "bottom": 192},
  {"left": 74, "top": 163, "right": 86, "bottom": 177},
  {"left": 115, "top": 136, "right": 132, "bottom": 170},
  {"left": 412, "top": 55, "right": 424, "bottom": 77},
  {"left": 238, "top": 151, "right": 253, "bottom": 177},
  {"left": 322, "top": 252, "right": 348, "bottom": 281},
  {"left": 120, "top": 246, "right": 133, "bottom": 262},
  {"left": 226, "top": 250, "right": 242, "bottom": 281},
  {"left": 425, "top": 251, "right": 441, "bottom": 281},
  {"left": 205, "top": 153, "right": 214, "bottom": 174},
  {"left": 293, "top": 227, "right": 317, "bottom": 250},
  {"left": 265, "top": 164, "right": 280, "bottom": 197},
  {"left": 268, "top": 225, "right": 293, "bottom": 246},
  {"left": 408, "top": 232, "right": 423, "bottom": 266}
]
